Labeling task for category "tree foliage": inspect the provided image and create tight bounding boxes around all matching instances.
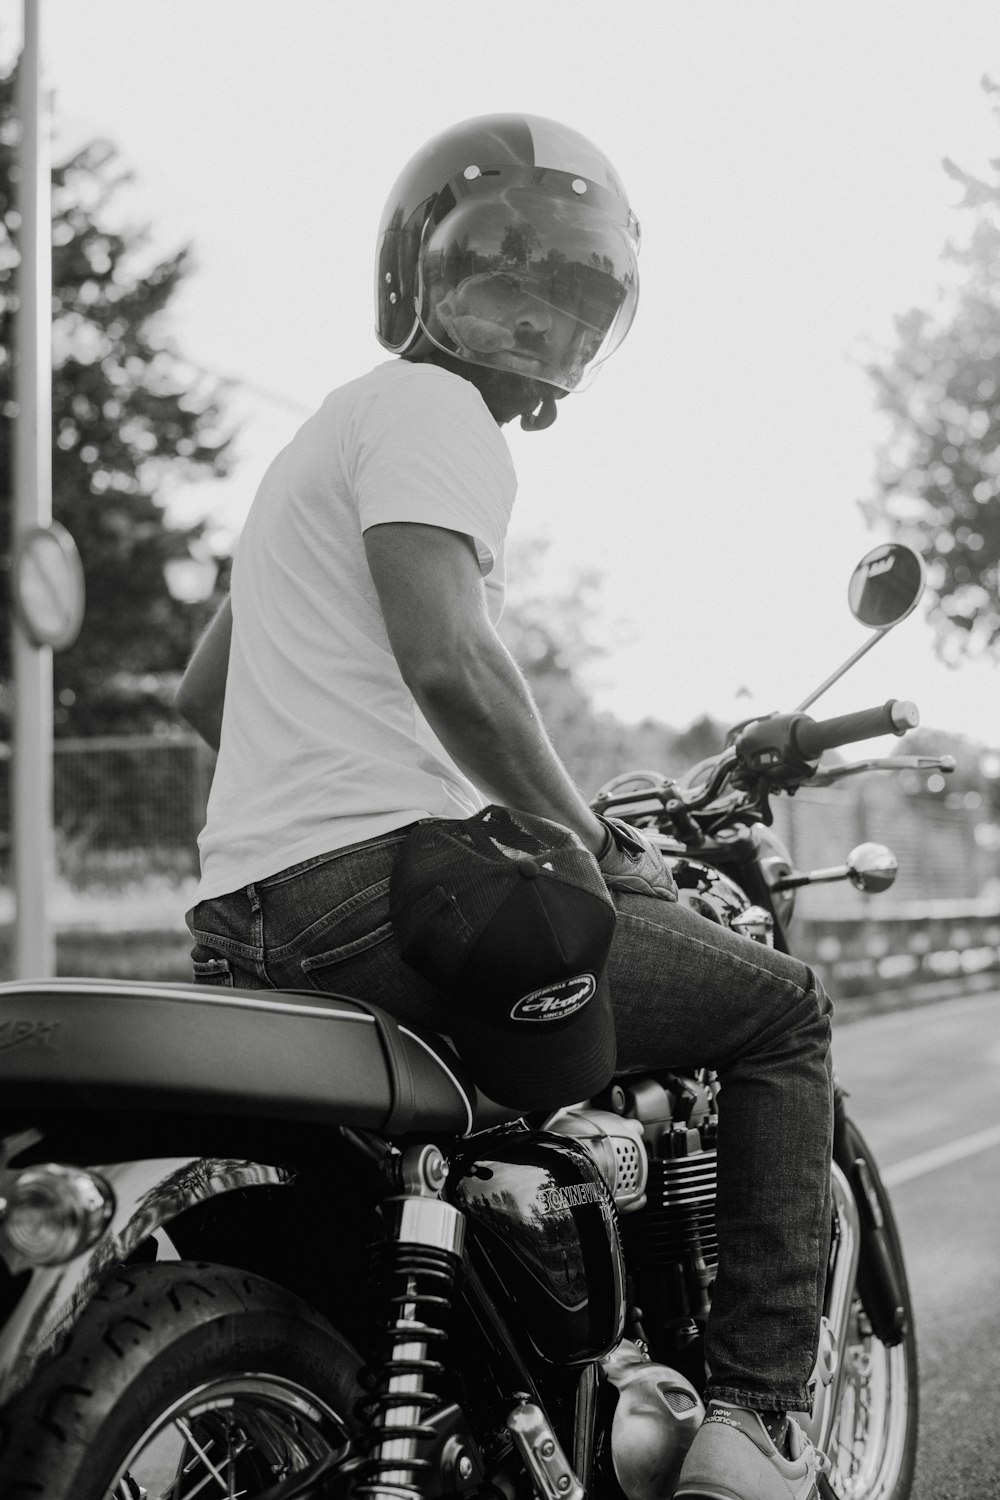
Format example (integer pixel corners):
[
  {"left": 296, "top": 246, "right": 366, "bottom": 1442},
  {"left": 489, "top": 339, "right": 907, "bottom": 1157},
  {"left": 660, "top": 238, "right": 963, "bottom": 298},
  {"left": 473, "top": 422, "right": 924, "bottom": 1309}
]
[
  {"left": 864, "top": 76, "right": 1000, "bottom": 662},
  {"left": 499, "top": 538, "right": 726, "bottom": 795},
  {"left": 0, "top": 64, "right": 233, "bottom": 736}
]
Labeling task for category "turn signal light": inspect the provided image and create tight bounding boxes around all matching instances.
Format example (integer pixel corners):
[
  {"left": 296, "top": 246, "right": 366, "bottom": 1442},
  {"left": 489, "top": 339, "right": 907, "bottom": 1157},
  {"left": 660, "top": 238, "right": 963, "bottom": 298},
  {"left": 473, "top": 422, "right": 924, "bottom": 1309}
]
[{"left": 0, "top": 1163, "right": 114, "bottom": 1265}]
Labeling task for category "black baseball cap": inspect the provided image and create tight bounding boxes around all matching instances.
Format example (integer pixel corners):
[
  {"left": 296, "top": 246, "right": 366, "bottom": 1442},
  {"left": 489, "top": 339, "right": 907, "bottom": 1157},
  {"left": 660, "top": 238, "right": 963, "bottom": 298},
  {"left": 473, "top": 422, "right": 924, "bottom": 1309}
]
[{"left": 389, "top": 805, "right": 617, "bottom": 1112}]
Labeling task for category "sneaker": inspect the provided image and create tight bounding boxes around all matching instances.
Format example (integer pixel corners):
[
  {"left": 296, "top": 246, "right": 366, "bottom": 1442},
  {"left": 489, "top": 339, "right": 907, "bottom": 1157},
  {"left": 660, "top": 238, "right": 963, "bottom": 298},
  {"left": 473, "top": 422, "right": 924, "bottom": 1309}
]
[{"left": 674, "top": 1401, "right": 830, "bottom": 1500}]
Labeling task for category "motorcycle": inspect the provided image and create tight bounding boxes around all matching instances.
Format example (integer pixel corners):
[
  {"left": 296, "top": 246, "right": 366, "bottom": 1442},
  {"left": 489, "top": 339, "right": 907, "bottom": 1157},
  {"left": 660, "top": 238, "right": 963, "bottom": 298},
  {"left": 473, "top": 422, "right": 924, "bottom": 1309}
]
[{"left": 0, "top": 542, "right": 951, "bottom": 1500}]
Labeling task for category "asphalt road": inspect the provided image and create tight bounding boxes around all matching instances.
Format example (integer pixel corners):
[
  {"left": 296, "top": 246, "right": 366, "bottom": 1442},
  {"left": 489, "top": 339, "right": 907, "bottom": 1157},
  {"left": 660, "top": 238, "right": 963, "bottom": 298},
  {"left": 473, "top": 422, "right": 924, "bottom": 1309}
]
[{"left": 833, "top": 989, "right": 1000, "bottom": 1499}]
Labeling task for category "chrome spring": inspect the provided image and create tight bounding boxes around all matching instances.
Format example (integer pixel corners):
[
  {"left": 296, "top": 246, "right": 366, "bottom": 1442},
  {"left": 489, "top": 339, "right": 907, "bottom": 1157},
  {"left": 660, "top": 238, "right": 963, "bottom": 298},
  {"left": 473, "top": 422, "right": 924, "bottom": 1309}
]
[{"left": 355, "top": 1241, "right": 463, "bottom": 1500}]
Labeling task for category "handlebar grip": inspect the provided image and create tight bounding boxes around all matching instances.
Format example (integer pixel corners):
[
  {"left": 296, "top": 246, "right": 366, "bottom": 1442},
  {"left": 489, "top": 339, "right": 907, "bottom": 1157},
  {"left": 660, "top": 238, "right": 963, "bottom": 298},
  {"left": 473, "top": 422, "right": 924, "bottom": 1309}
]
[{"left": 791, "top": 700, "right": 919, "bottom": 761}]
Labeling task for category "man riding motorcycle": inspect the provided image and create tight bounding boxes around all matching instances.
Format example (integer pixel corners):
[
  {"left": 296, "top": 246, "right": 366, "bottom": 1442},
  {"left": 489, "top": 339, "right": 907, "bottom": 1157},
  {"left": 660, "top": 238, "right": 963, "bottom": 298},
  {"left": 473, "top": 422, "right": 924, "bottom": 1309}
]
[{"left": 177, "top": 113, "right": 834, "bottom": 1500}]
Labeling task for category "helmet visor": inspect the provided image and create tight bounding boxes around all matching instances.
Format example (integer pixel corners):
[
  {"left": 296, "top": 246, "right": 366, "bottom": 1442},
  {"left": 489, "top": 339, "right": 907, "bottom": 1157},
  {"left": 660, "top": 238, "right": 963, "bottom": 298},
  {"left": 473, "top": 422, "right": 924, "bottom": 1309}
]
[{"left": 417, "top": 185, "right": 639, "bottom": 392}]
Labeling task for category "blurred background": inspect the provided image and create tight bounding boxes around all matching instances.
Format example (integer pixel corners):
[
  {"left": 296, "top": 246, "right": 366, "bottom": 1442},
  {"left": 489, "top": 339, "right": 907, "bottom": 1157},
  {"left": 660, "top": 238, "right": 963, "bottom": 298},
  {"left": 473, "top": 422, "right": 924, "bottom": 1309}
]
[{"left": 0, "top": 0, "right": 998, "bottom": 997}]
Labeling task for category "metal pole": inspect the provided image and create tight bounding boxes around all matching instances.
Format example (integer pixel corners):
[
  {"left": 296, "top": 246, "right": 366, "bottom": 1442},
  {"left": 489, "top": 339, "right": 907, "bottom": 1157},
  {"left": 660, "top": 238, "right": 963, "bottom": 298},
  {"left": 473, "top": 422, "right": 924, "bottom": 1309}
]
[{"left": 12, "top": 0, "right": 55, "bottom": 978}]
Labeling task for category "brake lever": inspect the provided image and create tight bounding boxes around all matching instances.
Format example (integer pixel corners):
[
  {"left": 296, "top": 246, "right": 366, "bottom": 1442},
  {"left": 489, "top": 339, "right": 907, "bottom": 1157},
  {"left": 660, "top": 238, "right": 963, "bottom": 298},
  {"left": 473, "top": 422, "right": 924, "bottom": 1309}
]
[{"left": 809, "top": 754, "right": 956, "bottom": 787}]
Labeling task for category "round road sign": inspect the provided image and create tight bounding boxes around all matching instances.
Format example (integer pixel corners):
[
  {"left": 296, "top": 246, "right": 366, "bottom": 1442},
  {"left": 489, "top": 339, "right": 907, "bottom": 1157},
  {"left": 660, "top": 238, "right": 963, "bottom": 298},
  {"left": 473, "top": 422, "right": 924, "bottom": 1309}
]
[{"left": 12, "top": 522, "right": 86, "bottom": 651}]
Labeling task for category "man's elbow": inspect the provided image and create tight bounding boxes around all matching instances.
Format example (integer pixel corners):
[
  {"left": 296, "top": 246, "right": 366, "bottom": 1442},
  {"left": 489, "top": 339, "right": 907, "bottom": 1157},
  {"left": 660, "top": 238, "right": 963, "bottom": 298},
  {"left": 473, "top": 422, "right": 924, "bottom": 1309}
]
[
  {"left": 399, "top": 654, "right": 459, "bottom": 709},
  {"left": 399, "top": 641, "right": 496, "bottom": 723},
  {"left": 174, "top": 680, "right": 222, "bottom": 751}
]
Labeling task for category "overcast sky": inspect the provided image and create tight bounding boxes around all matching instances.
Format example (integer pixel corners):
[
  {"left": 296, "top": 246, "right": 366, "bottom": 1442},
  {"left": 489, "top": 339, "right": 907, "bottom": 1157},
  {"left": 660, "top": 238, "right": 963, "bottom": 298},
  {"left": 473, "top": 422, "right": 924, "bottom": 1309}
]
[{"left": 7, "top": 0, "right": 1000, "bottom": 753}]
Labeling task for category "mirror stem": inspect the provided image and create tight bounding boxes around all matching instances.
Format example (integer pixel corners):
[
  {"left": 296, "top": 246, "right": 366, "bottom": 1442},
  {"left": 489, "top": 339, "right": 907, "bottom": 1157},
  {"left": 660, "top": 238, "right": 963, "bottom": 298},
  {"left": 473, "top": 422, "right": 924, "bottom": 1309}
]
[
  {"left": 771, "top": 865, "right": 850, "bottom": 891},
  {"left": 793, "top": 627, "right": 891, "bottom": 714}
]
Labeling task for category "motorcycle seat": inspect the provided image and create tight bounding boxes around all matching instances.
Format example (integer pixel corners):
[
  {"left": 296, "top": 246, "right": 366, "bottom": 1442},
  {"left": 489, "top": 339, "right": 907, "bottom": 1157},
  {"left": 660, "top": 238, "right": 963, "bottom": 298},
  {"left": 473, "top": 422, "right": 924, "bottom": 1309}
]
[{"left": 0, "top": 978, "right": 520, "bottom": 1138}]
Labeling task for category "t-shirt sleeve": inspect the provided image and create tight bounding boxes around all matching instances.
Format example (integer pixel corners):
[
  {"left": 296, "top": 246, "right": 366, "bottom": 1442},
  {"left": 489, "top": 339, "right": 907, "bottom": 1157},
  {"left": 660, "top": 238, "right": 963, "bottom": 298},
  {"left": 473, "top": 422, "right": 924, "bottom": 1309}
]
[{"left": 351, "top": 366, "right": 517, "bottom": 575}]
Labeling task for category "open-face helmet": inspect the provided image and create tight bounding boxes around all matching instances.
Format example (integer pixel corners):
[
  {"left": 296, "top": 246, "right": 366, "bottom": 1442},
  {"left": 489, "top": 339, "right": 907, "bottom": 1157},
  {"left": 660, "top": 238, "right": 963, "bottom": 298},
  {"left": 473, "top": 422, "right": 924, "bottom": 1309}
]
[{"left": 375, "top": 114, "right": 640, "bottom": 393}]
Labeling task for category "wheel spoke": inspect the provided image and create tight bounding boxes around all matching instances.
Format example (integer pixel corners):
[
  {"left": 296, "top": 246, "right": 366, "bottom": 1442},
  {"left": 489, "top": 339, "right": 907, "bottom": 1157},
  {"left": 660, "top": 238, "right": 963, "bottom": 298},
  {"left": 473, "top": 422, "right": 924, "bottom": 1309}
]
[
  {"left": 176, "top": 1419, "right": 232, "bottom": 1495},
  {"left": 106, "top": 1377, "right": 349, "bottom": 1500},
  {"left": 826, "top": 1297, "right": 910, "bottom": 1500}
]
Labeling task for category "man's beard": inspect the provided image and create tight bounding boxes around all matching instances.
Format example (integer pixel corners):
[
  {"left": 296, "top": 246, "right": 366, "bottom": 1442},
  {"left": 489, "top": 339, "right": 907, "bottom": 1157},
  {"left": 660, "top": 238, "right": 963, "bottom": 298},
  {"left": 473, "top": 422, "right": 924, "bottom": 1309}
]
[{"left": 477, "top": 368, "right": 560, "bottom": 430}]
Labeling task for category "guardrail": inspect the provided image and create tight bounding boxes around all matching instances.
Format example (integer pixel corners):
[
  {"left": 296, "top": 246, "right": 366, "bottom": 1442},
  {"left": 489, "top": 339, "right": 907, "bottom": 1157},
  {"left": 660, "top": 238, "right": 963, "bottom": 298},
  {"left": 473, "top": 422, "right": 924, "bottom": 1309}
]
[
  {"left": 3, "top": 894, "right": 998, "bottom": 1009},
  {"left": 797, "top": 899, "right": 1000, "bottom": 1001}
]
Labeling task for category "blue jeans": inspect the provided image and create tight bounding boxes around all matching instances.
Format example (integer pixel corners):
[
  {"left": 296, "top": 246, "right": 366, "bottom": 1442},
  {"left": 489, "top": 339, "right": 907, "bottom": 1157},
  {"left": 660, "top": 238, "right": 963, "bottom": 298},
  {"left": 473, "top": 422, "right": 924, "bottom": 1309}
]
[{"left": 187, "top": 826, "right": 833, "bottom": 1412}]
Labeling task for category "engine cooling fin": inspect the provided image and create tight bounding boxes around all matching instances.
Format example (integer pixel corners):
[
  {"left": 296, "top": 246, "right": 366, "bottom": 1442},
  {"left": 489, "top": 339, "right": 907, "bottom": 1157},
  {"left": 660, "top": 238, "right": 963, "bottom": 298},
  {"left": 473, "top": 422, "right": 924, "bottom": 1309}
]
[{"left": 621, "top": 1153, "right": 718, "bottom": 1273}]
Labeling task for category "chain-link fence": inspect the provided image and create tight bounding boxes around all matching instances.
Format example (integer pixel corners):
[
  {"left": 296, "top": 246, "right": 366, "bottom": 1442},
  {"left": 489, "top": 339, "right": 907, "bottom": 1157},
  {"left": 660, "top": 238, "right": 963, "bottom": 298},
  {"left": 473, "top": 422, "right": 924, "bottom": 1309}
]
[
  {"left": 0, "top": 735, "right": 995, "bottom": 900},
  {"left": 0, "top": 736, "right": 998, "bottom": 994},
  {"left": 772, "top": 781, "right": 998, "bottom": 916},
  {"left": 0, "top": 735, "right": 215, "bottom": 887}
]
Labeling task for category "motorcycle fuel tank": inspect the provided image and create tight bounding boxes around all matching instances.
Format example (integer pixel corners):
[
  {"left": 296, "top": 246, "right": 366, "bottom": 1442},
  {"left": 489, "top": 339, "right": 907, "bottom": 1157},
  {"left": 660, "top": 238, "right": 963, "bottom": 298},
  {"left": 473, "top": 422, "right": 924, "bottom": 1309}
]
[{"left": 448, "top": 1132, "right": 625, "bottom": 1365}]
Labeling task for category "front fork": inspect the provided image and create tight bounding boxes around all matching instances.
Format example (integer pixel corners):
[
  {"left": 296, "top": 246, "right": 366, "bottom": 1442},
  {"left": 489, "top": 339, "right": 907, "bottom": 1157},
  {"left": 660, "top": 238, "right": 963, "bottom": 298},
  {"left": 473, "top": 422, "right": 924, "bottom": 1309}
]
[
  {"left": 833, "top": 1096, "right": 909, "bottom": 1346},
  {"left": 799, "top": 1093, "right": 908, "bottom": 1453}
]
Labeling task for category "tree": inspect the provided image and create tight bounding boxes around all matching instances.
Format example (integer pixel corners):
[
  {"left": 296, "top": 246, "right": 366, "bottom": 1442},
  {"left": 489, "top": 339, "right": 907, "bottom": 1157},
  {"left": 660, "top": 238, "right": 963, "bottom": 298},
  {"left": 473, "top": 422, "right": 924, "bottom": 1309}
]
[
  {"left": 499, "top": 538, "right": 726, "bottom": 795},
  {"left": 0, "top": 64, "right": 233, "bottom": 737},
  {"left": 864, "top": 76, "right": 1000, "bottom": 663}
]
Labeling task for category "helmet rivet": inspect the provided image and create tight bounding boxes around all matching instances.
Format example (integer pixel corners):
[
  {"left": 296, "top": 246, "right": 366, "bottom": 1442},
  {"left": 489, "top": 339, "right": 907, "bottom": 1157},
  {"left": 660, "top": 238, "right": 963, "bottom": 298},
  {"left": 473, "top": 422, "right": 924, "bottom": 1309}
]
[
  {"left": 463, "top": 164, "right": 481, "bottom": 180},
  {"left": 571, "top": 178, "right": 588, "bottom": 194},
  {"left": 389, "top": 292, "right": 397, "bottom": 304},
  {"left": 384, "top": 272, "right": 392, "bottom": 284}
]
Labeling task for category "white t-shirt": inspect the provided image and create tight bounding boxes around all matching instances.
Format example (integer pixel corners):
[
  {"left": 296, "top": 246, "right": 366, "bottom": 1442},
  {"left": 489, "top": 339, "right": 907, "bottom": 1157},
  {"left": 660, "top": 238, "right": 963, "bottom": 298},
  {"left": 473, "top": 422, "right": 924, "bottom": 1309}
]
[{"left": 196, "top": 360, "right": 517, "bottom": 901}]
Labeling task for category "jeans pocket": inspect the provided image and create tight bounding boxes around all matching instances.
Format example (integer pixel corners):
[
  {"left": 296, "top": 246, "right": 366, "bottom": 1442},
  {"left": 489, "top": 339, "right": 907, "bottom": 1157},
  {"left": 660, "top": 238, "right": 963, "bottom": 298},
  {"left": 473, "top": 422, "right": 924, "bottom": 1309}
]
[
  {"left": 192, "top": 955, "right": 235, "bottom": 988},
  {"left": 266, "top": 864, "right": 444, "bottom": 1017},
  {"left": 299, "top": 920, "right": 396, "bottom": 995}
]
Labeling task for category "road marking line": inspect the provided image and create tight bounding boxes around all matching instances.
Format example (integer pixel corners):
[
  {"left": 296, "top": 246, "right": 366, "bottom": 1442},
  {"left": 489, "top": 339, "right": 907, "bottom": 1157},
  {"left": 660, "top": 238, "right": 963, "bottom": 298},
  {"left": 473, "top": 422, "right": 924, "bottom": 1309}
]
[{"left": 882, "top": 1124, "right": 1000, "bottom": 1187}]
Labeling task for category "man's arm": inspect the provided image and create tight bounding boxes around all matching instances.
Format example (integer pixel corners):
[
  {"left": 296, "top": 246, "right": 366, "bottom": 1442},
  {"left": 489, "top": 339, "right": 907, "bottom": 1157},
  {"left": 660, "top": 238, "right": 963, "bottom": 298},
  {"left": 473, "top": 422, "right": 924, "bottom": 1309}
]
[
  {"left": 174, "top": 596, "right": 232, "bottom": 752},
  {"left": 364, "top": 522, "right": 607, "bottom": 856}
]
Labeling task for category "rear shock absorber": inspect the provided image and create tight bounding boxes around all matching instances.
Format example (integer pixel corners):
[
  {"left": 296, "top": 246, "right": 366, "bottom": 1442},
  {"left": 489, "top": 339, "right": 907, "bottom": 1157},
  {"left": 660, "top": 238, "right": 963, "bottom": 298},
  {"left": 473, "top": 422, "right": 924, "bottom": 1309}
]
[{"left": 356, "top": 1144, "right": 466, "bottom": 1500}]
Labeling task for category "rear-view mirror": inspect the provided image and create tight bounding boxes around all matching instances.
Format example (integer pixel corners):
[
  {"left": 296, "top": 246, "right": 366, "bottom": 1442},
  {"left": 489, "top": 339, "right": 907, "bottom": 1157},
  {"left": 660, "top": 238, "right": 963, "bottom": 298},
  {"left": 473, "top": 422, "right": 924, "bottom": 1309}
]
[{"left": 847, "top": 544, "right": 925, "bottom": 631}]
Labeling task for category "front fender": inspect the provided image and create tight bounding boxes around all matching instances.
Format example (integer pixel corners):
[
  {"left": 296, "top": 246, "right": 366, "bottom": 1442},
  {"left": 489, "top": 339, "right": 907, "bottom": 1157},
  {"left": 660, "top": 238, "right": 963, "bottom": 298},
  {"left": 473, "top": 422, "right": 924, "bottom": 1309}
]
[{"left": 0, "top": 1154, "right": 291, "bottom": 1406}]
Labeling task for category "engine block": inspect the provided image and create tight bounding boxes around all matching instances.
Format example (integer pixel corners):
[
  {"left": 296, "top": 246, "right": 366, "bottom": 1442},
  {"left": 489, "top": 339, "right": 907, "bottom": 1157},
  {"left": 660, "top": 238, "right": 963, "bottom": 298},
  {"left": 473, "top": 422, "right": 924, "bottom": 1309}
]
[
  {"left": 616, "top": 1074, "right": 719, "bottom": 1362},
  {"left": 624, "top": 1149, "right": 718, "bottom": 1276}
]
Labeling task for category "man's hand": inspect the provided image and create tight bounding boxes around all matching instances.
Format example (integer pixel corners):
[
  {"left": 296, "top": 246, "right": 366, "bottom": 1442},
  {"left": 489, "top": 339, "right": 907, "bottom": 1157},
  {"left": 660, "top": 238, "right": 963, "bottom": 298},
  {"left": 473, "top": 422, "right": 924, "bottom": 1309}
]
[{"left": 597, "top": 816, "right": 678, "bottom": 902}]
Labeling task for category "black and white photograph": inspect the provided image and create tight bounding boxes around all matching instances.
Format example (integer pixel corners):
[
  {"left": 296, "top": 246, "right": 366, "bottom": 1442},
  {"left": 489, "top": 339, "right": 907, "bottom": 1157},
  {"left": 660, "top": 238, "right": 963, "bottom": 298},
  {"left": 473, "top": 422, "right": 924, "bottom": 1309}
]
[{"left": 0, "top": 4, "right": 997, "bottom": 1497}]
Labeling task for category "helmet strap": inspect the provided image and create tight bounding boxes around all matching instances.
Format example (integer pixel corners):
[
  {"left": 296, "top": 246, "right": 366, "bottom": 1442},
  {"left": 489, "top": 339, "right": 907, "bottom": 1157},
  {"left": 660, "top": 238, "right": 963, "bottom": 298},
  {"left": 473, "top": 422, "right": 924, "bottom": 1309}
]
[{"left": 521, "top": 394, "right": 559, "bottom": 432}]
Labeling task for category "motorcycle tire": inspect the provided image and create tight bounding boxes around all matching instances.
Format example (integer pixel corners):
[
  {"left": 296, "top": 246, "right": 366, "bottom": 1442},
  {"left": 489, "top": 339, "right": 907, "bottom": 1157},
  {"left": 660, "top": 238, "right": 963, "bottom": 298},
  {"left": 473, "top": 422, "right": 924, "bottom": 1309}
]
[
  {"left": 826, "top": 1119, "right": 918, "bottom": 1500},
  {"left": 0, "top": 1259, "right": 362, "bottom": 1500}
]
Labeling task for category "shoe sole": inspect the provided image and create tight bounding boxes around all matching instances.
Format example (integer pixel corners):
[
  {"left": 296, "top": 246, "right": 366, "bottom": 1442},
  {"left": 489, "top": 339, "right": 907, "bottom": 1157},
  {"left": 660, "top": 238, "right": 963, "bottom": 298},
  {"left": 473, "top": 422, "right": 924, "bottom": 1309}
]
[
  {"left": 674, "top": 1489, "right": 748, "bottom": 1500},
  {"left": 676, "top": 1487, "right": 820, "bottom": 1500}
]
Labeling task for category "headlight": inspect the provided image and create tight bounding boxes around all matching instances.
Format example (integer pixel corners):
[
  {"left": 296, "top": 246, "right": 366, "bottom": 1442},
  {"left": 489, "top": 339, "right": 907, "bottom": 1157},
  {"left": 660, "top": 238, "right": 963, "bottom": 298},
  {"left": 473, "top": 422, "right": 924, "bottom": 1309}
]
[{"left": 1, "top": 1163, "right": 115, "bottom": 1265}]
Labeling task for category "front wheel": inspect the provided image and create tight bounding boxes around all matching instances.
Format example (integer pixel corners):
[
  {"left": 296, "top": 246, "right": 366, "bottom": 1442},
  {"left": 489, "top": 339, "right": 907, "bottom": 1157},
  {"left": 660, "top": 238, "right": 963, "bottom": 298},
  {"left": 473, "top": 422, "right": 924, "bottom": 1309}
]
[
  {"left": 824, "top": 1120, "right": 918, "bottom": 1500},
  {"left": 0, "top": 1260, "right": 362, "bottom": 1500}
]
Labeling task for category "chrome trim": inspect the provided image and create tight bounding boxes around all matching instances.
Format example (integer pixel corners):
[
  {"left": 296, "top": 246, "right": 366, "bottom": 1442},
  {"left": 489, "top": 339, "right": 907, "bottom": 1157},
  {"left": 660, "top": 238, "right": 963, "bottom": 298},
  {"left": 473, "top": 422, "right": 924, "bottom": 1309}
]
[
  {"left": 108, "top": 1373, "right": 351, "bottom": 1496},
  {"left": 0, "top": 1163, "right": 115, "bottom": 1267},
  {"left": 729, "top": 906, "right": 775, "bottom": 945},
  {"left": 0, "top": 977, "right": 378, "bottom": 1023},
  {"left": 0, "top": 1155, "right": 291, "bottom": 1406},
  {"left": 601, "top": 1339, "right": 704, "bottom": 1500},
  {"left": 507, "top": 1397, "right": 584, "bottom": 1500},
  {"left": 395, "top": 1197, "right": 466, "bottom": 1258},
  {"left": 846, "top": 842, "right": 898, "bottom": 894}
]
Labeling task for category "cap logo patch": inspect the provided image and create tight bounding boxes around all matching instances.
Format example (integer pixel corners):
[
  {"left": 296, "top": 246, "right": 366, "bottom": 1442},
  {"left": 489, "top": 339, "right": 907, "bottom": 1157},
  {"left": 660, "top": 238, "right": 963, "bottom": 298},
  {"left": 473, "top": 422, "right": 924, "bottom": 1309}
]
[{"left": 510, "top": 973, "right": 597, "bottom": 1023}]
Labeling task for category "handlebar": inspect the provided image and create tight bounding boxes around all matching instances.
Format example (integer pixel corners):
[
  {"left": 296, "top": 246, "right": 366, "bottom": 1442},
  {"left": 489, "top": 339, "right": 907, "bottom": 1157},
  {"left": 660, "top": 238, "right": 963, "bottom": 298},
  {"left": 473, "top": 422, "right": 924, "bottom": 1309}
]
[
  {"left": 790, "top": 699, "right": 919, "bottom": 761},
  {"left": 593, "top": 698, "right": 932, "bottom": 839},
  {"left": 735, "top": 700, "right": 918, "bottom": 779}
]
